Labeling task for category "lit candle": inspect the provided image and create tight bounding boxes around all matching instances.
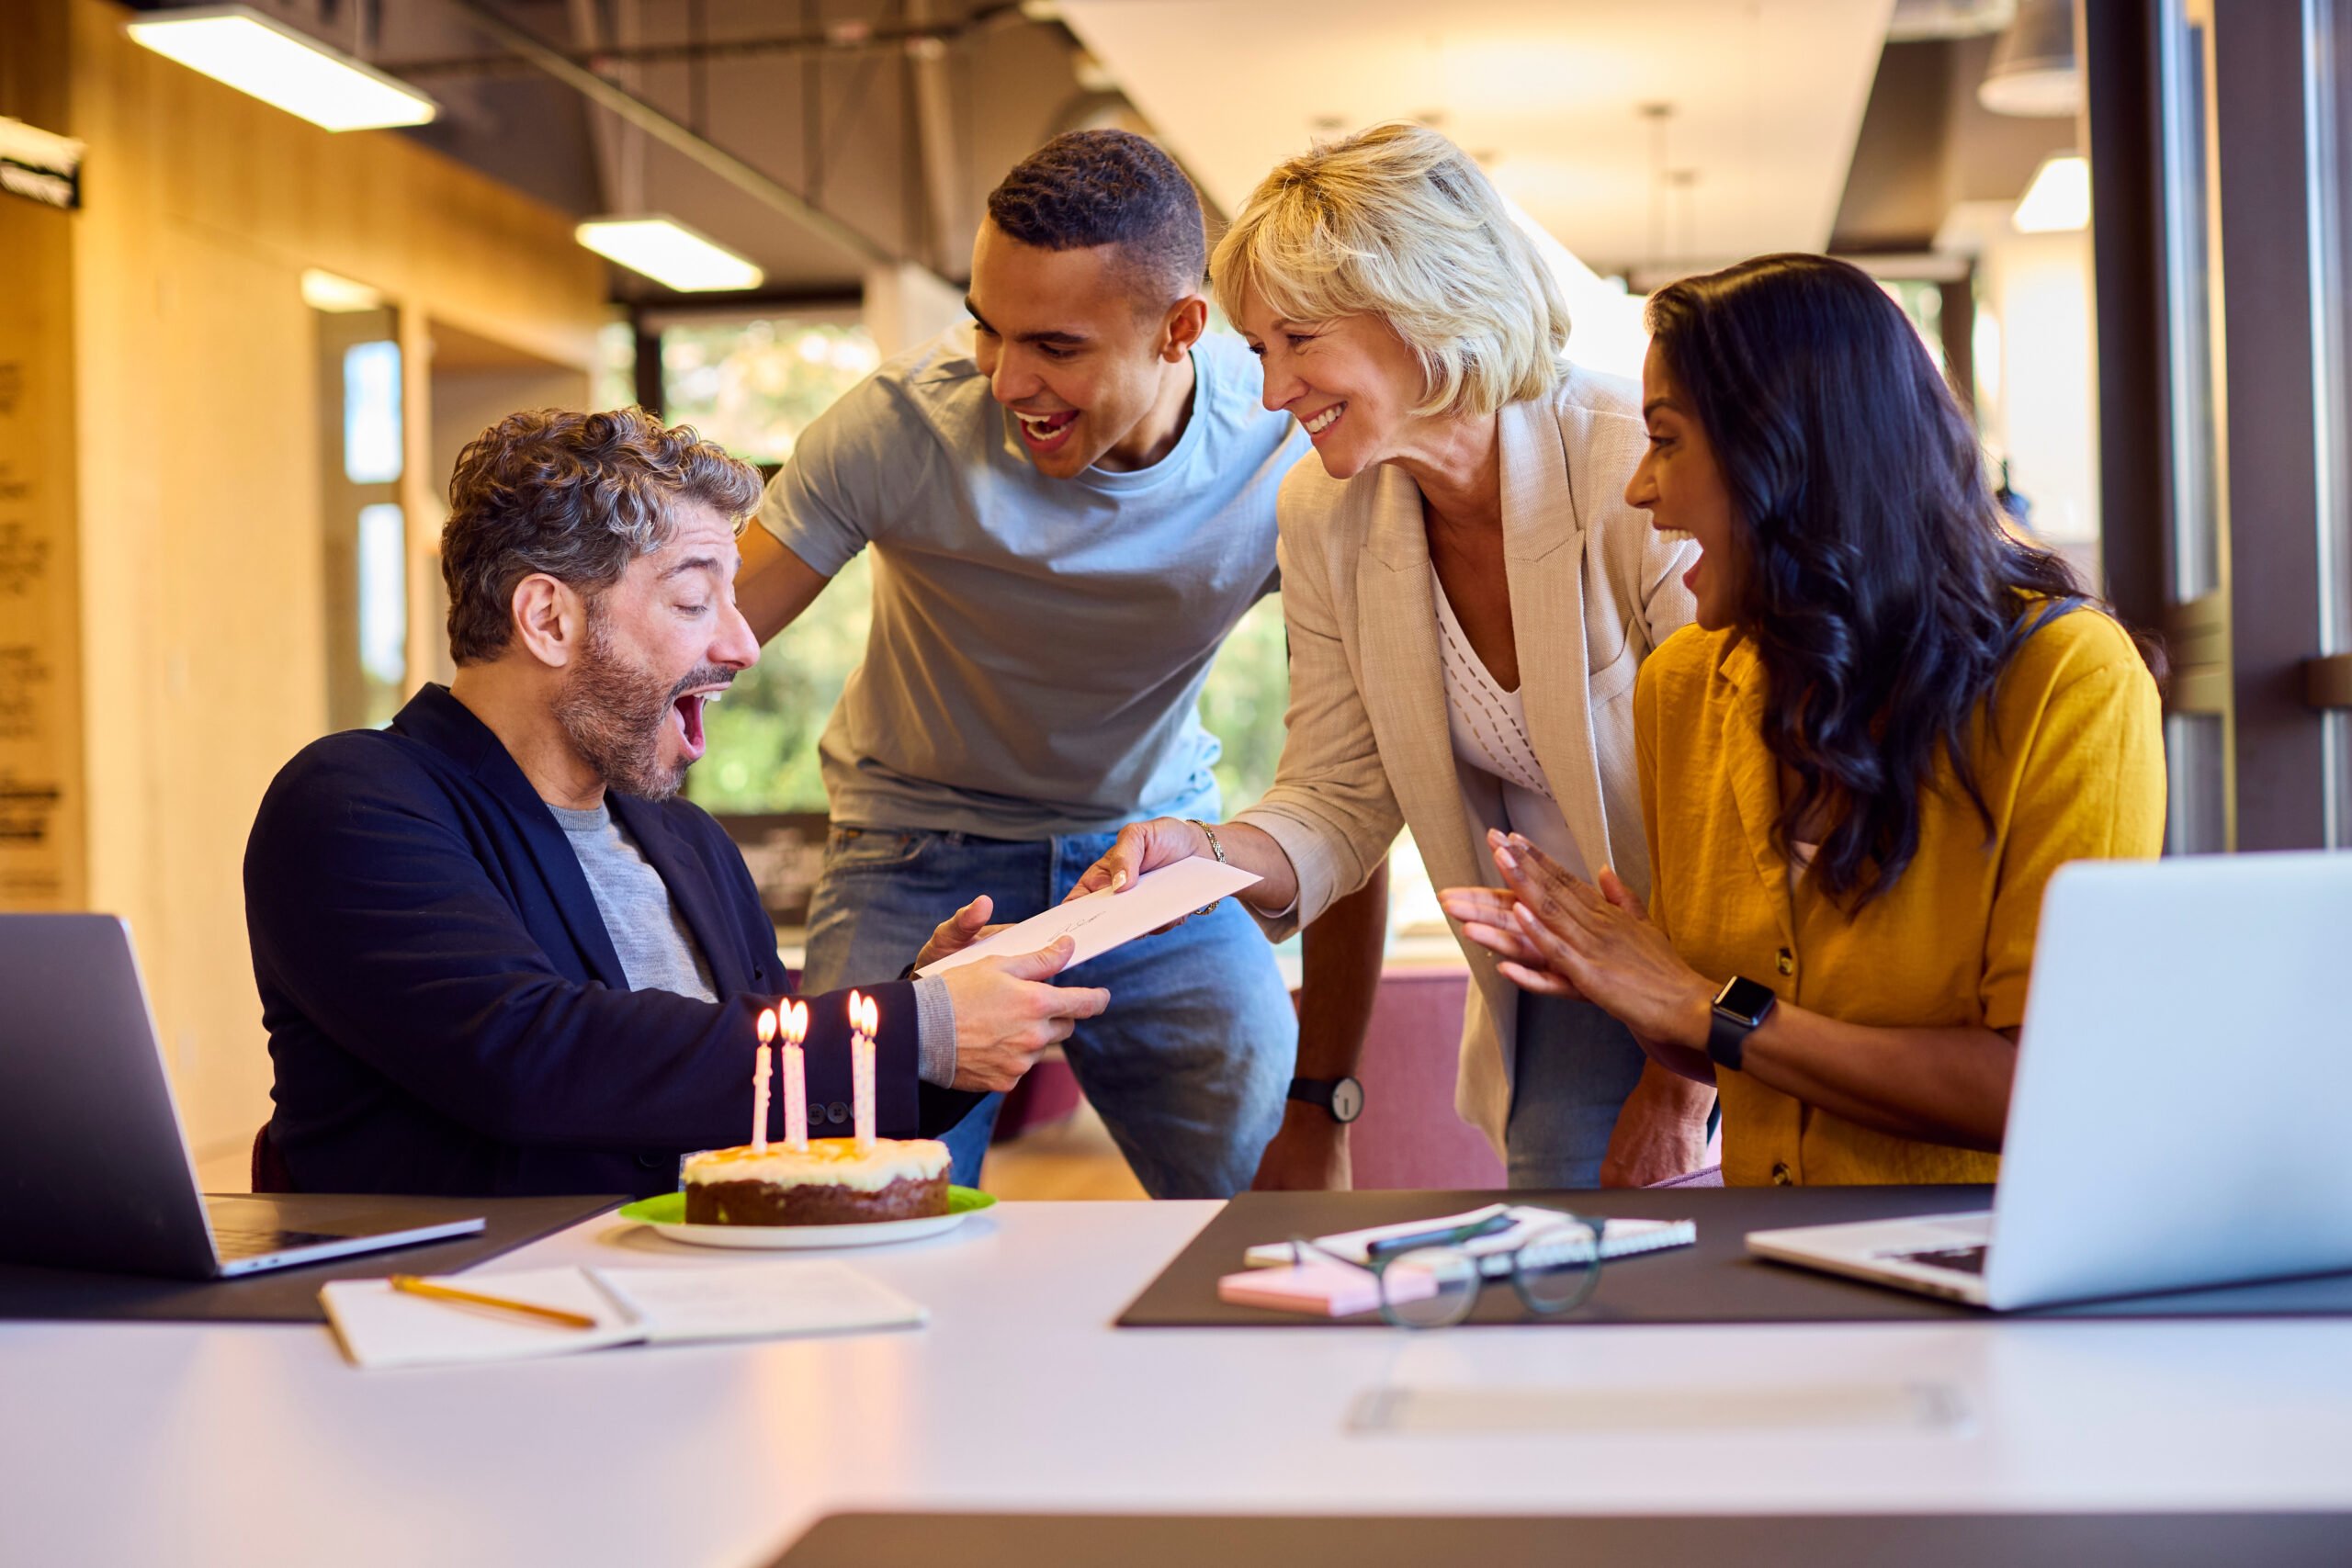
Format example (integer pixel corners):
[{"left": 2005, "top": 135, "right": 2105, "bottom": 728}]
[
  {"left": 782, "top": 999, "right": 808, "bottom": 1151},
  {"left": 849, "top": 990, "right": 877, "bottom": 1154},
  {"left": 752, "top": 1008, "right": 775, "bottom": 1154}
]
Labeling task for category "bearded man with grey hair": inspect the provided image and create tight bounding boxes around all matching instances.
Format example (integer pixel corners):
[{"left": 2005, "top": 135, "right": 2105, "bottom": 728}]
[{"left": 244, "top": 407, "right": 1107, "bottom": 1198}]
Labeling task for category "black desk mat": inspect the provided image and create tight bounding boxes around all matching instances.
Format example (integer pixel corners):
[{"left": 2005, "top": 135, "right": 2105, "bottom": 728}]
[
  {"left": 771, "top": 1511, "right": 2352, "bottom": 1568},
  {"left": 1116, "top": 1188, "right": 2352, "bottom": 1326},
  {"left": 0, "top": 1193, "right": 620, "bottom": 1324}
]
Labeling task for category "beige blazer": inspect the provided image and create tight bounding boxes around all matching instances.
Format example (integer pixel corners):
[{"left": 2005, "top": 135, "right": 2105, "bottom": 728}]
[{"left": 1235, "top": 365, "right": 1697, "bottom": 1153}]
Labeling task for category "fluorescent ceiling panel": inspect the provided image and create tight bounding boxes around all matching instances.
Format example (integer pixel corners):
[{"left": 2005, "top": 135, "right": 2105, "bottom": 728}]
[
  {"left": 576, "top": 217, "right": 765, "bottom": 293},
  {"left": 2012, "top": 153, "right": 2088, "bottom": 233},
  {"left": 300, "top": 268, "right": 384, "bottom": 312},
  {"left": 125, "top": 6, "right": 436, "bottom": 132}
]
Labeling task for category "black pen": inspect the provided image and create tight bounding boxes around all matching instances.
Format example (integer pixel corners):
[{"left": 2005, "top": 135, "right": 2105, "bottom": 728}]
[{"left": 1363, "top": 1209, "right": 1517, "bottom": 1261}]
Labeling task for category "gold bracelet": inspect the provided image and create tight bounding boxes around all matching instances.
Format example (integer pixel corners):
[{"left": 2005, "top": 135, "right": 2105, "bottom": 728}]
[{"left": 1188, "top": 818, "right": 1226, "bottom": 915}]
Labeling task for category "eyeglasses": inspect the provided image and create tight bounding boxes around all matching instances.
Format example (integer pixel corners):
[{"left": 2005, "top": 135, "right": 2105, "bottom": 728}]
[{"left": 1286, "top": 1213, "right": 1605, "bottom": 1329}]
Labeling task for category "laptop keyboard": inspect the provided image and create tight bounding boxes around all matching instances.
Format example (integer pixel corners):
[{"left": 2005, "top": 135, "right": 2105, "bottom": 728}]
[
  {"left": 1903, "top": 1245, "right": 1989, "bottom": 1275},
  {"left": 211, "top": 1226, "right": 351, "bottom": 1259}
]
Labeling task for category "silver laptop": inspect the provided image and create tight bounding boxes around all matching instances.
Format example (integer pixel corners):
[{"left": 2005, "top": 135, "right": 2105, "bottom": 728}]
[
  {"left": 1747, "top": 852, "right": 2352, "bottom": 1310},
  {"left": 0, "top": 914, "right": 482, "bottom": 1280}
]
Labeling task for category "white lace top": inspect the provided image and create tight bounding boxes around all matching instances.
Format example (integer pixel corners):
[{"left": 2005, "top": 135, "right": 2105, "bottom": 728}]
[{"left": 1431, "top": 567, "right": 1590, "bottom": 883}]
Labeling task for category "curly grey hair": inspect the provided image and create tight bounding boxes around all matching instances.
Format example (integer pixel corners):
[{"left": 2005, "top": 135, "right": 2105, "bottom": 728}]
[{"left": 440, "top": 407, "right": 762, "bottom": 666}]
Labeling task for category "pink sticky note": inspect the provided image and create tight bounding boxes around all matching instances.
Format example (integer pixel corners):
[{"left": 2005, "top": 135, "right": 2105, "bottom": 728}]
[{"left": 1217, "top": 1263, "right": 1440, "bottom": 1318}]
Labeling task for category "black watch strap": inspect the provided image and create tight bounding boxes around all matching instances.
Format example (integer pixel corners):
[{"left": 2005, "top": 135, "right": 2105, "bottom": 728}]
[
  {"left": 1707, "top": 976, "right": 1778, "bottom": 1073},
  {"left": 1288, "top": 1075, "right": 1364, "bottom": 1124}
]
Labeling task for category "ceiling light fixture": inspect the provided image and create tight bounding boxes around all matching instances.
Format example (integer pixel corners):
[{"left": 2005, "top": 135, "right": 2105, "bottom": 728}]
[
  {"left": 575, "top": 217, "right": 765, "bottom": 293},
  {"left": 2012, "top": 152, "right": 2089, "bottom": 232},
  {"left": 300, "top": 268, "right": 384, "bottom": 312},
  {"left": 1977, "top": 0, "right": 2079, "bottom": 118},
  {"left": 124, "top": 6, "right": 436, "bottom": 132}
]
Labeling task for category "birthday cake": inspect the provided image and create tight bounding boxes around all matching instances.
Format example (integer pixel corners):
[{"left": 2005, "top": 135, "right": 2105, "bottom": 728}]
[{"left": 681, "top": 1138, "right": 953, "bottom": 1225}]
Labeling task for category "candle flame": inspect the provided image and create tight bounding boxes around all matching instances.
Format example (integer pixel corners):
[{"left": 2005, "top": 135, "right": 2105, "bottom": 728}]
[
  {"left": 785, "top": 999, "right": 808, "bottom": 1044},
  {"left": 859, "top": 995, "right": 880, "bottom": 1038},
  {"left": 756, "top": 1007, "right": 776, "bottom": 1045}
]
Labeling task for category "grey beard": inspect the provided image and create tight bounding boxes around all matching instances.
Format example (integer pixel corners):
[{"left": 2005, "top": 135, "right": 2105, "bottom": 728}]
[{"left": 551, "top": 618, "right": 729, "bottom": 802}]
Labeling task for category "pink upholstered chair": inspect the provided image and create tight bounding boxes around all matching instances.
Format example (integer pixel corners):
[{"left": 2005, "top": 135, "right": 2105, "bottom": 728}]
[{"left": 1344, "top": 966, "right": 1505, "bottom": 1190}]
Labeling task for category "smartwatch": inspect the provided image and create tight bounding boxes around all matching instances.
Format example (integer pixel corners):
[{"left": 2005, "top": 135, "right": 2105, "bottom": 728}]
[
  {"left": 1288, "top": 1075, "right": 1365, "bottom": 1124},
  {"left": 1707, "top": 976, "right": 1778, "bottom": 1073}
]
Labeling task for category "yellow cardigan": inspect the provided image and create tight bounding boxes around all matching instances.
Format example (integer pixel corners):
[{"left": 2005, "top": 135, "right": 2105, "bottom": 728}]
[{"left": 1635, "top": 607, "right": 2165, "bottom": 1186}]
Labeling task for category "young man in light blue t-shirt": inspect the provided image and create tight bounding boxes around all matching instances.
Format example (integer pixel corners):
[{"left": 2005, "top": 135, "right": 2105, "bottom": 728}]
[{"left": 733, "top": 131, "right": 1380, "bottom": 1198}]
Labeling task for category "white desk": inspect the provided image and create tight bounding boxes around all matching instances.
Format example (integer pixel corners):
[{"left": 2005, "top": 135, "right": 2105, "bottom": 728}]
[{"left": 6, "top": 1200, "right": 2351, "bottom": 1568}]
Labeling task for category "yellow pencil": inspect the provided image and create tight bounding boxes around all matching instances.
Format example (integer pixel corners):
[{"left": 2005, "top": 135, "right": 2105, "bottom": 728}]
[{"left": 388, "top": 1274, "right": 599, "bottom": 1330}]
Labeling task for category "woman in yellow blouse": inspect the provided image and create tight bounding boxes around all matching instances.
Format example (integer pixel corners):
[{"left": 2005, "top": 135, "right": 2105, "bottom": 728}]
[{"left": 1443, "top": 253, "right": 2165, "bottom": 1186}]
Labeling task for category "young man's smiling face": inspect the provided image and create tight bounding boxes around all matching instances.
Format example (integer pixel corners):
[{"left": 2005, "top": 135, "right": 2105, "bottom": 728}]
[{"left": 967, "top": 218, "right": 1200, "bottom": 479}]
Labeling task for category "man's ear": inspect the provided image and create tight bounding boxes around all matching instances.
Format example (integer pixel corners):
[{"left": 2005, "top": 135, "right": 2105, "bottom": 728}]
[
  {"left": 510, "top": 574, "right": 588, "bottom": 668},
  {"left": 1161, "top": 295, "right": 1209, "bottom": 363}
]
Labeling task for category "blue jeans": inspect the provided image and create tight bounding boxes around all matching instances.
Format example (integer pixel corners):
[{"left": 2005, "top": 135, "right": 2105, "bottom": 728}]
[
  {"left": 1502, "top": 990, "right": 1650, "bottom": 1189},
  {"left": 801, "top": 827, "right": 1297, "bottom": 1198}
]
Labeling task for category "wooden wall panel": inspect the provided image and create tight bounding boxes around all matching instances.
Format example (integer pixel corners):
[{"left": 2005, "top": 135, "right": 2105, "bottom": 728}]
[
  {"left": 55, "top": 0, "right": 608, "bottom": 1162},
  {"left": 149, "top": 226, "right": 323, "bottom": 1146},
  {"left": 0, "top": 156, "right": 85, "bottom": 912}
]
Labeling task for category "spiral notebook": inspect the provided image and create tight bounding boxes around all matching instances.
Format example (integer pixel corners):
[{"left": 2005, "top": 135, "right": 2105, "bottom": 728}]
[{"left": 321, "top": 1259, "right": 924, "bottom": 1370}]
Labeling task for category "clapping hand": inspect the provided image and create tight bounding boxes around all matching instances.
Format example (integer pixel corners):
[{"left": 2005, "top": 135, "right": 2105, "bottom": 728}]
[
  {"left": 1442, "top": 830, "right": 1715, "bottom": 1055},
  {"left": 1434, "top": 882, "right": 1582, "bottom": 999}
]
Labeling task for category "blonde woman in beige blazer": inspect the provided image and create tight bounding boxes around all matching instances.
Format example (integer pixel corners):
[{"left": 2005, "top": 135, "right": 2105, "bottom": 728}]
[{"left": 1072, "top": 124, "right": 1704, "bottom": 1187}]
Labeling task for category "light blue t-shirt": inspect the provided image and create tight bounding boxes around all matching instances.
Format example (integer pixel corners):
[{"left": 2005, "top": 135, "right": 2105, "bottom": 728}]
[{"left": 758, "top": 325, "right": 1308, "bottom": 839}]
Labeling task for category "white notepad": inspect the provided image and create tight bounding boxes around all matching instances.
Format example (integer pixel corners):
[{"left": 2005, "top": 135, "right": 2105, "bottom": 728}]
[
  {"left": 1244, "top": 1204, "right": 1696, "bottom": 1274},
  {"left": 320, "top": 1260, "right": 926, "bottom": 1371},
  {"left": 915, "top": 855, "right": 1261, "bottom": 976}
]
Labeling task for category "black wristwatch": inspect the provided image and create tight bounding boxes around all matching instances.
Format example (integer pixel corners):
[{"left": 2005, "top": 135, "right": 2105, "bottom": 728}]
[
  {"left": 1706, "top": 976, "right": 1778, "bottom": 1073},
  {"left": 1288, "top": 1075, "right": 1365, "bottom": 1124}
]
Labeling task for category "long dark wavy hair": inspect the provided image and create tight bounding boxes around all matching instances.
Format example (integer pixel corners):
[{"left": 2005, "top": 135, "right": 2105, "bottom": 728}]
[{"left": 1645, "top": 254, "right": 2134, "bottom": 908}]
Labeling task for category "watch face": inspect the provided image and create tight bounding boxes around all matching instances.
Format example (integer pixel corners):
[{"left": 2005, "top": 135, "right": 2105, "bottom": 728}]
[
  {"left": 1714, "top": 976, "right": 1777, "bottom": 1025},
  {"left": 1329, "top": 1077, "right": 1365, "bottom": 1123}
]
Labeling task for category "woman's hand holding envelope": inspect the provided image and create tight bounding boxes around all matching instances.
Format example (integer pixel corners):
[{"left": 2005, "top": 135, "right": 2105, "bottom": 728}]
[{"left": 1068, "top": 817, "right": 1302, "bottom": 928}]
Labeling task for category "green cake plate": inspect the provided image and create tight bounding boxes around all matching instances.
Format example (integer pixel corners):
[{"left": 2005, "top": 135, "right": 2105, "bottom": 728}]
[{"left": 617, "top": 1186, "right": 996, "bottom": 1250}]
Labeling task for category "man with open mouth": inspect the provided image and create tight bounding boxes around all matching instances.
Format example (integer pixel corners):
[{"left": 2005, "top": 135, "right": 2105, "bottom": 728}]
[
  {"left": 731, "top": 130, "right": 1386, "bottom": 1199},
  {"left": 243, "top": 408, "right": 1109, "bottom": 1198}
]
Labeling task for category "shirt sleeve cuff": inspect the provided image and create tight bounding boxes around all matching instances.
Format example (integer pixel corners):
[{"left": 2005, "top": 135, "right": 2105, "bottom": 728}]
[
  {"left": 1251, "top": 886, "right": 1301, "bottom": 922},
  {"left": 913, "top": 975, "right": 957, "bottom": 1088}
]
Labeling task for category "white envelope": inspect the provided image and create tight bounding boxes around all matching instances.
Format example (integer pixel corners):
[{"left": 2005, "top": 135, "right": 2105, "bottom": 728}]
[{"left": 914, "top": 855, "right": 1261, "bottom": 977}]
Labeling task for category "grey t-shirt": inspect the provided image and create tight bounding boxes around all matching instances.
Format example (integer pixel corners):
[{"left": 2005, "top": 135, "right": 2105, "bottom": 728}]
[
  {"left": 757, "top": 324, "right": 1309, "bottom": 839},
  {"left": 548, "top": 802, "right": 719, "bottom": 1002},
  {"left": 548, "top": 800, "right": 958, "bottom": 1085}
]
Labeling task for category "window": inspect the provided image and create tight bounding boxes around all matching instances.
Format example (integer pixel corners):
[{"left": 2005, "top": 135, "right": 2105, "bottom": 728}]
[
  {"left": 316, "top": 305, "right": 405, "bottom": 730},
  {"left": 2157, "top": 0, "right": 2230, "bottom": 853},
  {"left": 2312, "top": 0, "right": 2352, "bottom": 844},
  {"left": 663, "top": 317, "right": 880, "bottom": 465}
]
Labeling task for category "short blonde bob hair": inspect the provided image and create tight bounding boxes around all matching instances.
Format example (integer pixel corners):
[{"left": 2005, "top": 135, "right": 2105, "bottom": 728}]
[{"left": 1212, "top": 122, "right": 1571, "bottom": 420}]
